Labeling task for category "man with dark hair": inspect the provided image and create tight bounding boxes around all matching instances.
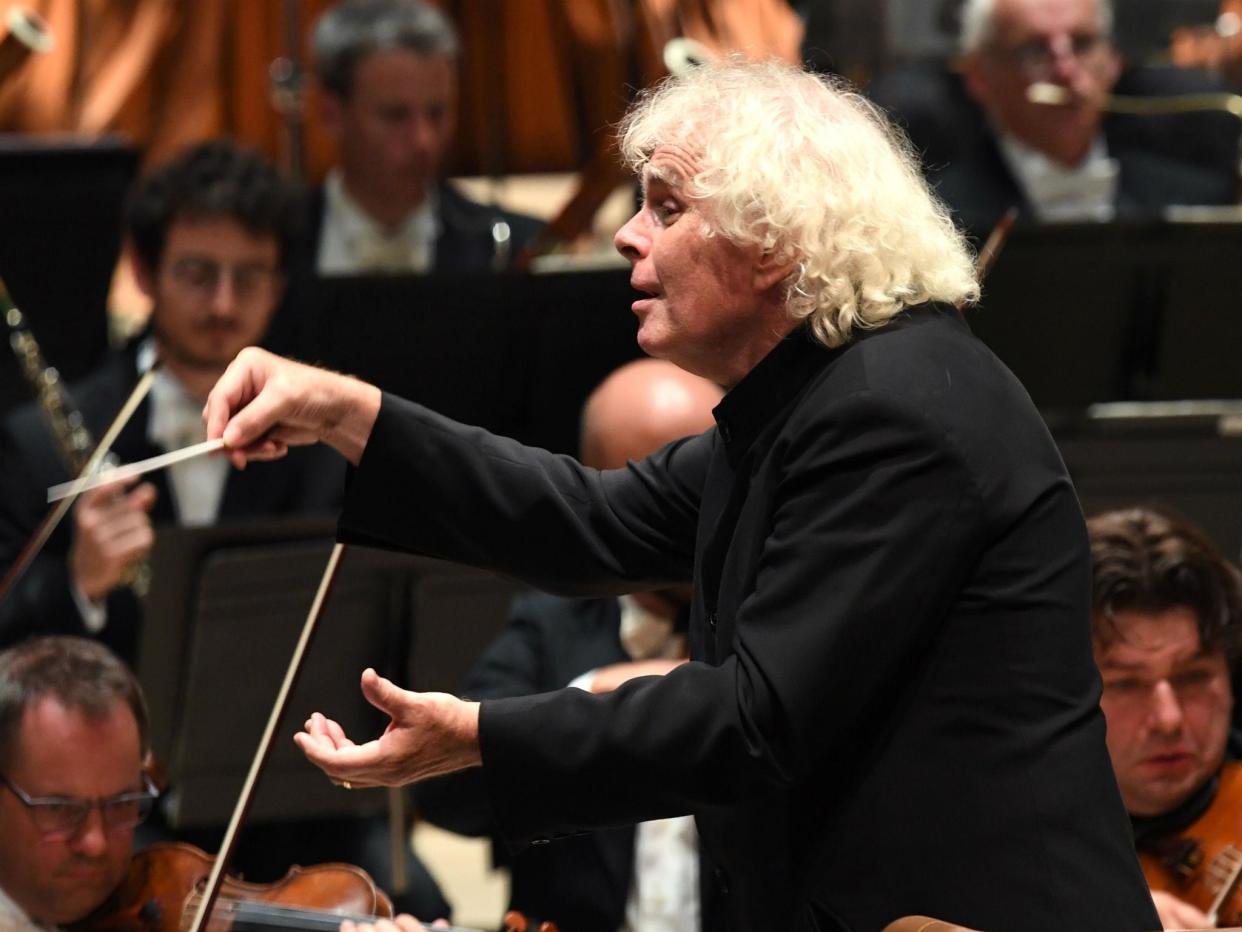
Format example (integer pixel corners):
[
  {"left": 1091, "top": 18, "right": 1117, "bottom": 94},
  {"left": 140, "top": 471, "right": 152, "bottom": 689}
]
[
  {"left": 1089, "top": 507, "right": 1242, "bottom": 929},
  {"left": 0, "top": 140, "right": 451, "bottom": 918},
  {"left": 0, "top": 636, "right": 156, "bottom": 928},
  {"left": 308, "top": 0, "right": 542, "bottom": 274},
  {"left": 0, "top": 140, "right": 344, "bottom": 664}
]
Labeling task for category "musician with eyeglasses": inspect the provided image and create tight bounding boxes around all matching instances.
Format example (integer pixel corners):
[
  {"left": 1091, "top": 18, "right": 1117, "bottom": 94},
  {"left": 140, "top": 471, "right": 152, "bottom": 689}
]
[
  {"left": 0, "top": 142, "right": 450, "bottom": 917},
  {"left": 917, "top": 0, "right": 1240, "bottom": 231},
  {"left": 0, "top": 140, "right": 345, "bottom": 667},
  {"left": 0, "top": 635, "right": 157, "bottom": 928}
]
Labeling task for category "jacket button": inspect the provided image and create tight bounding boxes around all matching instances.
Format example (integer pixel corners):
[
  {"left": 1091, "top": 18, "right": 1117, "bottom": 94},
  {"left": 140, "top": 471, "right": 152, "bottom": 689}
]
[
  {"left": 707, "top": 612, "right": 718, "bottom": 632},
  {"left": 714, "top": 865, "right": 730, "bottom": 894}
]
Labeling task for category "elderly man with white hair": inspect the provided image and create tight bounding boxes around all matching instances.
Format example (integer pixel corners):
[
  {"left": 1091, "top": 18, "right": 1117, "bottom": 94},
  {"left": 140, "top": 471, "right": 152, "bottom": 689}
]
[
  {"left": 205, "top": 60, "right": 1159, "bottom": 931},
  {"left": 939, "top": 0, "right": 1238, "bottom": 229}
]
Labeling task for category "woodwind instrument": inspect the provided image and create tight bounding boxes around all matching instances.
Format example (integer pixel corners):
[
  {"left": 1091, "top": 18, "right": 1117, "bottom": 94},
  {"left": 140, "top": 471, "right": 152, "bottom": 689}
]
[{"left": 1, "top": 277, "right": 151, "bottom": 596}]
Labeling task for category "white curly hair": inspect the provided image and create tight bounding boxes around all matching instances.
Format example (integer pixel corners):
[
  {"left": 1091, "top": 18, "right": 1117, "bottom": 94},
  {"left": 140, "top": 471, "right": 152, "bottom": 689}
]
[{"left": 617, "top": 59, "right": 979, "bottom": 350}]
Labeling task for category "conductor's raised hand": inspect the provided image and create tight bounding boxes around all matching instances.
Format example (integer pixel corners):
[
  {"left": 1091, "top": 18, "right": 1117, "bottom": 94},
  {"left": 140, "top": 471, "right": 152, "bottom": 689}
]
[
  {"left": 203, "top": 346, "right": 382, "bottom": 468},
  {"left": 295, "top": 668, "right": 482, "bottom": 788}
]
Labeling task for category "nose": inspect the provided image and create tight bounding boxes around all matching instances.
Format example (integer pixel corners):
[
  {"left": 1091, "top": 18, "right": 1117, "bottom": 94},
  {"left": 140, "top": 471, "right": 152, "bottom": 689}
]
[
  {"left": 1148, "top": 680, "right": 1185, "bottom": 735},
  {"left": 210, "top": 270, "right": 239, "bottom": 317},
  {"left": 405, "top": 113, "right": 442, "bottom": 159},
  {"left": 1048, "top": 40, "right": 1080, "bottom": 83},
  {"left": 70, "top": 807, "right": 109, "bottom": 857},
  {"left": 614, "top": 209, "right": 649, "bottom": 263}
]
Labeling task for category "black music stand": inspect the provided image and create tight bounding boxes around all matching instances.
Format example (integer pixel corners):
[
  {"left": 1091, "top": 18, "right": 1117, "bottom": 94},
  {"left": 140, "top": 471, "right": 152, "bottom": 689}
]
[
  {"left": 0, "top": 136, "right": 137, "bottom": 415},
  {"left": 140, "top": 517, "right": 518, "bottom": 829}
]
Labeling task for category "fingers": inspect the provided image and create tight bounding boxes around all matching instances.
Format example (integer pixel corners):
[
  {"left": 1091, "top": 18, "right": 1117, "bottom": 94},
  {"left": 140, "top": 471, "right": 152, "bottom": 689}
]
[
  {"left": 1150, "top": 890, "right": 1210, "bottom": 930},
  {"left": 340, "top": 917, "right": 426, "bottom": 932},
  {"left": 303, "top": 711, "right": 356, "bottom": 749},
  {"left": 71, "top": 483, "right": 158, "bottom": 599},
  {"left": 204, "top": 347, "right": 270, "bottom": 444},
  {"left": 360, "top": 668, "right": 411, "bottom": 718},
  {"left": 296, "top": 728, "right": 385, "bottom": 777}
]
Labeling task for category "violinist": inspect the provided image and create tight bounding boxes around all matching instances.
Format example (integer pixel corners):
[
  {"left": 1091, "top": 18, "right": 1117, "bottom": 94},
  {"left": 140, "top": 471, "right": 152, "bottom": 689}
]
[
  {"left": 1089, "top": 507, "right": 1242, "bottom": 930},
  {"left": 0, "top": 140, "right": 447, "bottom": 918},
  {"left": 0, "top": 635, "right": 156, "bottom": 929}
]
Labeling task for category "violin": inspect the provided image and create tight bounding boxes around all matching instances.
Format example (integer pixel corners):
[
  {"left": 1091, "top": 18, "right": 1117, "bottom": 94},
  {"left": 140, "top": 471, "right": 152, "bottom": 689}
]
[
  {"left": 1139, "top": 761, "right": 1242, "bottom": 926},
  {"left": 70, "top": 841, "right": 392, "bottom": 931},
  {"left": 71, "top": 841, "right": 555, "bottom": 932}
]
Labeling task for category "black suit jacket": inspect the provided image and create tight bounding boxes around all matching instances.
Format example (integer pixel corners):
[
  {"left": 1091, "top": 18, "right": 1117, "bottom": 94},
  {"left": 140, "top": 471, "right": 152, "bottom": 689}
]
[
  {"left": 417, "top": 592, "right": 721, "bottom": 931},
  {"left": 0, "top": 341, "right": 345, "bottom": 663},
  {"left": 337, "top": 306, "right": 1159, "bottom": 930},
  {"left": 870, "top": 64, "right": 1240, "bottom": 235},
  {"left": 933, "top": 115, "right": 1239, "bottom": 234}
]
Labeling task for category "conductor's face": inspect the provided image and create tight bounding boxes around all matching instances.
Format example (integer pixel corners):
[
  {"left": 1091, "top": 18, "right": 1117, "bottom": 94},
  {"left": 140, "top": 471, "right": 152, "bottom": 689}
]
[
  {"left": 614, "top": 146, "right": 789, "bottom": 387},
  {"left": 1096, "top": 607, "right": 1233, "bottom": 817},
  {"left": 0, "top": 697, "right": 142, "bottom": 923}
]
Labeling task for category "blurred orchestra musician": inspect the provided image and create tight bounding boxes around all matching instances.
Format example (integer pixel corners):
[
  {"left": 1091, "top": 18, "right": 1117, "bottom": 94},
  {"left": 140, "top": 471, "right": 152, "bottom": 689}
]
[
  {"left": 1089, "top": 507, "right": 1242, "bottom": 930},
  {"left": 0, "top": 636, "right": 156, "bottom": 929},
  {"left": 0, "top": 140, "right": 344, "bottom": 666},
  {"left": 0, "top": 139, "right": 447, "bottom": 918},
  {"left": 417, "top": 357, "right": 724, "bottom": 931},
  {"left": 914, "top": 0, "right": 1239, "bottom": 231},
  {"left": 307, "top": 0, "right": 543, "bottom": 275}
]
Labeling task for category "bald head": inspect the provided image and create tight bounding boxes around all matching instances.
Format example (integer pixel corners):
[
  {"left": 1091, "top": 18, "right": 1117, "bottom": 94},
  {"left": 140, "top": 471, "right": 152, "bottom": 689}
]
[{"left": 580, "top": 359, "right": 723, "bottom": 470}]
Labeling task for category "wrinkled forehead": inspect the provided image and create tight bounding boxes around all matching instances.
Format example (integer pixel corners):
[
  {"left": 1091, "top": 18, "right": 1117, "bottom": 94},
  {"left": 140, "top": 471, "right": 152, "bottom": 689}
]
[{"left": 640, "top": 142, "right": 707, "bottom": 197}]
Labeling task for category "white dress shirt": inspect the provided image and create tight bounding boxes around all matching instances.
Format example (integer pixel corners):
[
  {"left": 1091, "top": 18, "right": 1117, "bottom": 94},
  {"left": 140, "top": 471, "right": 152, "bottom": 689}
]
[
  {"left": 0, "top": 885, "right": 53, "bottom": 932},
  {"left": 72, "top": 342, "right": 230, "bottom": 629},
  {"left": 317, "top": 170, "right": 440, "bottom": 275},
  {"left": 997, "top": 130, "right": 1119, "bottom": 222}
]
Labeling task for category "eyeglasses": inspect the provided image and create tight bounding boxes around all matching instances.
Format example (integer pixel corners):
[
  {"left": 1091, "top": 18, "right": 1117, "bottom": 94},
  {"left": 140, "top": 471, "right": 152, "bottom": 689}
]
[
  {"left": 167, "top": 256, "right": 282, "bottom": 303},
  {"left": 1, "top": 773, "right": 159, "bottom": 837},
  {"left": 990, "top": 33, "right": 1112, "bottom": 81}
]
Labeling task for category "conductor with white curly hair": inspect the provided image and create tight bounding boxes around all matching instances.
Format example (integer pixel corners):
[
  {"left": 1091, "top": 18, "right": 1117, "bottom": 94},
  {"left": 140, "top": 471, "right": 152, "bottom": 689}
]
[{"left": 204, "top": 61, "right": 1160, "bottom": 931}]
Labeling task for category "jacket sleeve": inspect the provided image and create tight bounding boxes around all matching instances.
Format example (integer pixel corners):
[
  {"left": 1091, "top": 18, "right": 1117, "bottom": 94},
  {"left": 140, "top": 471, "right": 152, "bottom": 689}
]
[
  {"left": 476, "top": 389, "right": 995, "bottom": 845},
  {"left": 414, "top": 598, "right": 556, "bottom": 837},
  {"left": 0, "top": 421, "right": 97, "bottom": 646},
  {"left": 337, "top": 393, "right": 708, "bottom": 596}
]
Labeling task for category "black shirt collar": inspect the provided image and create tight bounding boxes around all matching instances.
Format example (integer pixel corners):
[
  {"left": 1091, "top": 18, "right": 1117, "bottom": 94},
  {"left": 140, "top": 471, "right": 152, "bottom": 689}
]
[
  {"left": 712, "top": 304, "right": 961, "bottom": 470},
  {"left": 712, "top": 325, "right": 833, "bottom": 471}
]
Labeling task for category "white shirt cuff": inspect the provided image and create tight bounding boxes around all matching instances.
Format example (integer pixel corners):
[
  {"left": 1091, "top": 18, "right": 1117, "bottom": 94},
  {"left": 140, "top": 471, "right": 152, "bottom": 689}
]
[
  {"left": 70, "top": 580, "right": 108, "bottom": 633},
  {"left": 568, "top": 669, "right": 598, "bottom": 693}
]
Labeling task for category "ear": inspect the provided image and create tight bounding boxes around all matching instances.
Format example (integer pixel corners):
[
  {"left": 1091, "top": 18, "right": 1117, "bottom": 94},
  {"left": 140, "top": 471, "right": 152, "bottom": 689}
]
[
  {"left": 130, "top": 249, "right": 156, "bottom": 299},
  {"left": 753, "top": 247, "right": 798, "bottom": 295},
  {"left": 1100, "top": 46, "right": 1122, "bottom": 92},
  {"left": 960, "top": 54, "right": 990, "bottom": 106},
  {"left": 318, "top": 90, "right": 345, "bottom": 140}
]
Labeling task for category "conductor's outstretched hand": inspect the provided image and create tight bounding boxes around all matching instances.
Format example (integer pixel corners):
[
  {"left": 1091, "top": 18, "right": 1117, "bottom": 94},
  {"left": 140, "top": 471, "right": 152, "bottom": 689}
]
[
  {"left": 296, "top": 668, "right": 482, "bottom": 789},
  {"left": 203, "top": 346, "right": 383, "bottom": 469}
]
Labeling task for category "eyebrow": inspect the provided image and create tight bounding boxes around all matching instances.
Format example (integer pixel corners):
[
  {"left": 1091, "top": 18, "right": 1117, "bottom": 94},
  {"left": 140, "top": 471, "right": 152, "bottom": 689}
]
[
  {"left": 1099, "top": 651, "right": 1217, "bottom": 672},
  {"left": 641, "top": 164, "right": 683, "bottom": 198}
]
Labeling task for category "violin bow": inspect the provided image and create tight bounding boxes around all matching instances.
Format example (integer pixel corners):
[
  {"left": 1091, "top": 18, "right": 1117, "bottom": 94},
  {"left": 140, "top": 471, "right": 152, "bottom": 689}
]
[
  {"left": 973, "top": 206, "right": 1019, "bottom": 284},
  {"left": 187, "top": 541, "right": 348, "bottom": 932}
]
